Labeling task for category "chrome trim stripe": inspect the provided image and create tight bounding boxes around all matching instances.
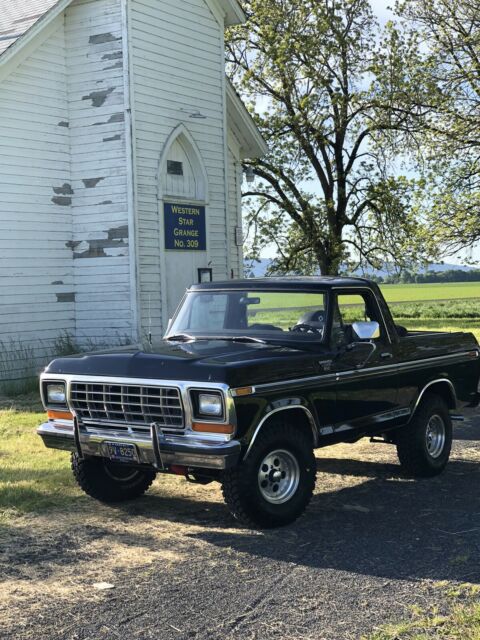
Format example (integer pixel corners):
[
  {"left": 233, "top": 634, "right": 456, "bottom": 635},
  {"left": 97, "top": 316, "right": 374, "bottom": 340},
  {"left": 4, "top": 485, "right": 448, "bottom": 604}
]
[
  {"left": 249, "top": 374, "right": 337, "bottom": 395},
  {"left": 246, "top": 350, "right": 475, "bottom": 395},
  {"left": 243, "top": 405, "right": 318, "bottom": 459}
]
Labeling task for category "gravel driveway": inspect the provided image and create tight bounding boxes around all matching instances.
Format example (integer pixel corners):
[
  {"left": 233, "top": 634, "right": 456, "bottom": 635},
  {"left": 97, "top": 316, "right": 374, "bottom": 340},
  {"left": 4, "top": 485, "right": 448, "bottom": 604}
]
[{"left": 1, "top": 411, "right": 479, "bottom": 640}]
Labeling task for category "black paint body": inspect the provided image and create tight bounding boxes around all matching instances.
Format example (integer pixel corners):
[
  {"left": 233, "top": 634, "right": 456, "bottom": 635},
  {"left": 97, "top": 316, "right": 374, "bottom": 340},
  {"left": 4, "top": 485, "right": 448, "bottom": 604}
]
[{"left": 44, "top": 278, "right": 480, "bottom": 450}]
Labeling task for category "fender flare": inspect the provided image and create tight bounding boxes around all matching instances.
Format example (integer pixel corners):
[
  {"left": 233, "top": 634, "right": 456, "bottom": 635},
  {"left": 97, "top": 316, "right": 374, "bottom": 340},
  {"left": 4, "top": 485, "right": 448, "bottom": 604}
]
[
  {"left": 409, "top": 378, "right": 457, "bottom": 421},
  {"left": 243, "top": 405, "right": 318, "bottom": 460}
]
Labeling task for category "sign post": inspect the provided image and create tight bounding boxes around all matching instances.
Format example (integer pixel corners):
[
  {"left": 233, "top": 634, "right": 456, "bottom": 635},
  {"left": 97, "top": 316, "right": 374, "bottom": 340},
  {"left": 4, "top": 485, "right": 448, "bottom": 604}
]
[{"left": 164, "top": 202, "right": 206, "bottom": 251}]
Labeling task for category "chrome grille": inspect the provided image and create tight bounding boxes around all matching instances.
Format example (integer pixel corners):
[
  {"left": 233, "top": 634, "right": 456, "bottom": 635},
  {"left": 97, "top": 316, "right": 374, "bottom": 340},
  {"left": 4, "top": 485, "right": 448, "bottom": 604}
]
[{"left": 70, "top": 382, "right": 184, "bottom": 431}]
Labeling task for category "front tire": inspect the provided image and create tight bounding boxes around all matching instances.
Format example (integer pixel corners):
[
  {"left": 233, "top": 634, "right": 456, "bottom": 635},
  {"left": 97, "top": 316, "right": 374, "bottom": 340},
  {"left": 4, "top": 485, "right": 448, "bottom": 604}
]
[
  {"left": 396, "top": 394, "right": 452, "bottom": 477},
  {"left": 221, "top": 421, "right": 316, "bottom": 528},
  {"left": 71, "top": 453, "right": 156, "bottom": 503}
]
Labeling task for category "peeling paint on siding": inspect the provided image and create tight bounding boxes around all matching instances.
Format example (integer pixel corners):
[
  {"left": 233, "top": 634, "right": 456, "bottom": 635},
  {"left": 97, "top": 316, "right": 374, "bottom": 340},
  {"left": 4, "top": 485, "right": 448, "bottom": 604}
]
[
  {"left": 103, "top": 134, "right": 121, "bottom": 142},
  {"left": 65, "top": 223, "right": 129, "bottom": 259},
  {"left": 51, "top": 281, "right": 64, "bottom": 285},
  {"left": 89, "top": 33, "right": 121, "bottom": 45},
  {"left": 109, "top": 112, "right": 124, "bottom": 123},
  {"left": 108, "top": 225, "right": 129, "bottom": 240},
  {"left": 99, "top": 200, "right": 113, "bottom": 205},
  {"left": 56, "top": 293, "right": 75, "bottom": 303},
  {"left": 53, "top": 183, "right": 73, "bottom": 195},
  {"left": 102, "top": 51, "right": 122, "bottom": 61},
  {"left": 104, "top": 61, "right": 123, "bottom": 70},
  {"left": 58, "top": 121, "right": 69, "bottom": 128},
  {"left": 82, "top": 177, "right": 105, "bottom": 188},
  {"left": 52, "top": 196, "right": 72, "bottom": 206},
  {"left": 82, "top": 87, "right": 114, "bottom": 108},
  {"left": 93, "top": 112, "right": 124, "bottom": 126},
  {"left": 73, "top": 239, "right": 128, "bottom": 259}
]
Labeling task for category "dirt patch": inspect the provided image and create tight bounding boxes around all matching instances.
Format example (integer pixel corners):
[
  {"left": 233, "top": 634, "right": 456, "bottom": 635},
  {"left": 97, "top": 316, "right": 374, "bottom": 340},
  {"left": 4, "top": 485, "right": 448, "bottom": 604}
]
[{"left": 1, "top": 413, "right": 479, "bottom": 640}]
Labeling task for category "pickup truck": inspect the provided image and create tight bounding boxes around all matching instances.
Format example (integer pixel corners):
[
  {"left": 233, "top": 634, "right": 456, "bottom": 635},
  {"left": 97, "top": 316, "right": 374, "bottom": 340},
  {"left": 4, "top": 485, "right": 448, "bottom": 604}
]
[{"left": 38, "top": 277, "right": 480, "bottom": 528}]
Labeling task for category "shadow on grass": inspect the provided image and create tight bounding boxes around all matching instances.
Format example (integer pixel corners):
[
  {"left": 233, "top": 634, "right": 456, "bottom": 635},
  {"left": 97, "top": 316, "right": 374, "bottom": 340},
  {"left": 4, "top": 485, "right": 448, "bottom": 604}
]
[
  {"left": 0, "top": 391, "right": 43, "bottom": 413},
  {"left": 1, "top": 452, "right": 479, "bottom": 587},
  {"left": 453, "top": 423, "right": 480, "bottom": 441},
  {"left": 96, "top": 458, "right": 480, "bottom": 585},
  {"left": 183, "top": 458, "right": 480, "bottom": 585},
  {"left": 0, "top": 465, "right": 81, "bottom": 524}
]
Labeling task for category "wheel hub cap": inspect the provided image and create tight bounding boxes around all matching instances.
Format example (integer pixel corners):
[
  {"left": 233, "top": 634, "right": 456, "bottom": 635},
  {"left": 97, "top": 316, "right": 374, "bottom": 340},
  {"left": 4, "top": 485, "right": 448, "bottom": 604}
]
[
  {"left": 425, "top": 414, "right": 446, "bottom": 459},
  {"left": 258, "top": 449, "right": 300, "bottom": 504}
]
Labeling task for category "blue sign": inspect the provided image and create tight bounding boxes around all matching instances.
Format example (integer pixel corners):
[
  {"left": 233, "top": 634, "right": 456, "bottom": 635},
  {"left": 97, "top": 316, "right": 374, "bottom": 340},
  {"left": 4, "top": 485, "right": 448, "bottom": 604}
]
[{"left": 164, "top": 202, "right": 206, "bottom": 251}]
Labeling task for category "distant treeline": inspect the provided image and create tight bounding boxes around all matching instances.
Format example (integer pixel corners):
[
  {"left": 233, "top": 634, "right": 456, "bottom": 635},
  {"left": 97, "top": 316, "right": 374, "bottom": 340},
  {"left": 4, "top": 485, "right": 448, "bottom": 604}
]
[{"left": 369, "top": 270, "right": 480, "bottom": 285}]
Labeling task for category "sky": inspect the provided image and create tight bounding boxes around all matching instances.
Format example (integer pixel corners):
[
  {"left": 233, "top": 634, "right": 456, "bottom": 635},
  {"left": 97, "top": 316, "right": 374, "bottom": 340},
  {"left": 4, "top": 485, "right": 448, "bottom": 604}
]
[
  {"left": 370, "top": 0, "right": 393, "bottom": 25},
  {"left": 257, "top": 0, "right": 480, "bottom": 267}
]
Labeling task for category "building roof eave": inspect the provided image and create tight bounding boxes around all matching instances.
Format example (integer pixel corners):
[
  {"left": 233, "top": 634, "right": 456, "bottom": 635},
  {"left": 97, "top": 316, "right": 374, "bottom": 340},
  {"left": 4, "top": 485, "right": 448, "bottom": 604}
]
[
  {"left": 219, "top": 0, "right": 246, "bottom": 26},
  {"left": 226, "top": 80, "right": 268, "bottom": 159},
  {"left": 0, "top": 0, "right": 74, "bottom": 66}
]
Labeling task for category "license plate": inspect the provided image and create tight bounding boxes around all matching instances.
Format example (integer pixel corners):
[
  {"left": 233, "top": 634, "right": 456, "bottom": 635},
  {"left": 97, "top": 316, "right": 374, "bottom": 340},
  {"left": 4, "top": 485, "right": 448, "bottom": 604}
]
[{"left": 104, "top": 442, "right": 138, "bottom": 463}]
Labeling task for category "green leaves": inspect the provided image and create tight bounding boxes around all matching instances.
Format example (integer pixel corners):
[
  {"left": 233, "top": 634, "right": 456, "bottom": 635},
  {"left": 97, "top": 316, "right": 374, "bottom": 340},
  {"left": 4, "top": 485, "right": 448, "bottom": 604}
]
[
  {"left": 228, "top": 0, "right": 435, "bottom": 275},
  {"left": 396, "top": 0, "right": 480, "bottom": 257}
]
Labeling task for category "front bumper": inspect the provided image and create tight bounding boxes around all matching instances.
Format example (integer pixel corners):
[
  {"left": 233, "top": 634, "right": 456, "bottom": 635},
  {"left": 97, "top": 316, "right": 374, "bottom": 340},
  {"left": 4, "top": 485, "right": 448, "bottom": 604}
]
[{"left": 38, "top": 421, "right": 241, "bottom": 470}]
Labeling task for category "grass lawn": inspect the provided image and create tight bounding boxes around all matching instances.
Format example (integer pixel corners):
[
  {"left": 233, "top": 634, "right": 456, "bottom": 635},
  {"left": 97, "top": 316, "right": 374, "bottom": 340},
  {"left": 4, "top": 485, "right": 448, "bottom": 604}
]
[
  {"left": 364, "top": 585, "right": 480, "bottom": 639},
  {"left": 0, "top": 394, "right": 82, "bottom": 522}
]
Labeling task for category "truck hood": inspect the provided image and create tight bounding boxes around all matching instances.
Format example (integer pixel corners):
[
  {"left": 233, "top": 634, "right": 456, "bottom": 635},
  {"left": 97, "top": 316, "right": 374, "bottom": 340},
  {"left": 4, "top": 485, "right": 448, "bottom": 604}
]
[{"left": 44, "top": 339, "right": 332, "bottom": 387}]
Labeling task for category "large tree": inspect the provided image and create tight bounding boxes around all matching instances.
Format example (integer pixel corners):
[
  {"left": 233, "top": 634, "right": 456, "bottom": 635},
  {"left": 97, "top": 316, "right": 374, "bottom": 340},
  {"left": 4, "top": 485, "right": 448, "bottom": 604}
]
[
  {"left": 227, "top": 0, "right": 432, "bottom": 275},
  {"left": 397, "top": 0, "right": 480, "bottom": 258}
]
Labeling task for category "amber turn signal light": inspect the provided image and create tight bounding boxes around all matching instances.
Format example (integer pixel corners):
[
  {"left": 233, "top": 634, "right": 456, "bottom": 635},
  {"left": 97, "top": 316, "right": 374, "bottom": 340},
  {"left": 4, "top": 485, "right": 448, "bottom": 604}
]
[
  {"left": 48, "top": 410, "right": 73, "bottom": 421},
  {"left": 232, "top": 386, "right": 255, "bottom": 397},
  {"left": 192, "top": 422, "right": 234, "bottom": 435}
]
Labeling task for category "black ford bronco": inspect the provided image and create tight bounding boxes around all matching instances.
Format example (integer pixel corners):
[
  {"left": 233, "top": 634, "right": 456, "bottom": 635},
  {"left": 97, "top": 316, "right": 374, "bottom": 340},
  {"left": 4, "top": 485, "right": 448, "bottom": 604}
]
[{"left": 38, "top": 277, "right": 480, "bottom": 528}]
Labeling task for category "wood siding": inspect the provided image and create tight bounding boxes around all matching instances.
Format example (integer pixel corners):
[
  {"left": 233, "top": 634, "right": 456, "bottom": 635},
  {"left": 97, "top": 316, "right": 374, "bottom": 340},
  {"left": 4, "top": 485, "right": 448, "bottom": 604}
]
[
  {"left": 130, "top": 0, "right": 230, "bottom": 340},
  {"left": 0, "top": 0, "right": 248, "bottom": 380},
  {"left": 0, "top": 0, "right": 133, "bottom": 381},
  {"left": 0, "top": 15, "right": 73, "bottom": 380},
  {"left": 65, "top": 0, "right": 132, "bottom": 347}
]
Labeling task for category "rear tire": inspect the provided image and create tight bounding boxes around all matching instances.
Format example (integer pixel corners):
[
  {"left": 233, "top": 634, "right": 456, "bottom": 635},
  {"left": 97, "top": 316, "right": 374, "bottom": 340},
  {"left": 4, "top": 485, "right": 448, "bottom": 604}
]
[
  {"left": 71, "top": 453, "right": 156, "bottom": 503},
  {"left": 221, "top": 420, "right": 316, "bottom": 528},
  {"left": 396, "top": 394, "right": 452, "bottom": 478}
]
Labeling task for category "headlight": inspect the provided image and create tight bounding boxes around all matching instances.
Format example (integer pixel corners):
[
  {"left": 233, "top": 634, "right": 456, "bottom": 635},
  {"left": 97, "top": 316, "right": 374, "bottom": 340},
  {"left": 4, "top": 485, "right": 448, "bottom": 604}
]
[
  {"left": 47, "top": 383, "right": 66, "bottom": 404},
  {"left": 190, "top": 390, "right": 225, "bottom": 422},
  {"left": 198, "top": 393, "right": 223, "bottom": 417}
]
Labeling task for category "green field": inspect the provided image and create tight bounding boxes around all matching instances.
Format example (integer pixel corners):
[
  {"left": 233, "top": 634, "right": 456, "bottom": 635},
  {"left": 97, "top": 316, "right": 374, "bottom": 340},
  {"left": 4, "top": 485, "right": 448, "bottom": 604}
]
[
  {"left": 380, "top": 281, "right": 480, "bottom": 303},
  {"left": 380, "top": 283, "right": 480, "bottom": 342},
  {"left": 240, "top": 282, "right": 480, "bottom": 308},
  {"left": 242, "top": 282, "right": 480, "bottom": 342}
]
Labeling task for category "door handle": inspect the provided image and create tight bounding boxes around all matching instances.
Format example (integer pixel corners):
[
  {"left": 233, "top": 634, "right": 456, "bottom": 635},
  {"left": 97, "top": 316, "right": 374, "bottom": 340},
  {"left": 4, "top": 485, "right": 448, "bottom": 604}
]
[{"left": 381, "top": 352, "right": 393, "bottom": 359}]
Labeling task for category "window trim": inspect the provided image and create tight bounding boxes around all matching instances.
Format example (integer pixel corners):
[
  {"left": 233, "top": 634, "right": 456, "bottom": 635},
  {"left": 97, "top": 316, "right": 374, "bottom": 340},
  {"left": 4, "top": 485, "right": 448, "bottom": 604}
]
[{"left": 330, "top": 287, "right": 392, "bottom": 345}]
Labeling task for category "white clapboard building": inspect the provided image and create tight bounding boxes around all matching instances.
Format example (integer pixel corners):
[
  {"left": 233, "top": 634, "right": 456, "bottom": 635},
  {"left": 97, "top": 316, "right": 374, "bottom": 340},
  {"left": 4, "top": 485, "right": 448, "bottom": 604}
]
[{"left": 0, "top": 0, "right": 266, "bottom": 381}]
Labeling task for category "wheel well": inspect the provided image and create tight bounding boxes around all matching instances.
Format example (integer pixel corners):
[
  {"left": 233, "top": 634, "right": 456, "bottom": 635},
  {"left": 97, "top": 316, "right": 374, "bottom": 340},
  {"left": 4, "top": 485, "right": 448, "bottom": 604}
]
[
  {"left": 260, "top": 408, "right": 316, "bottom": 446},
  {"left": 244, "top": 407, "right": 317, "bottom": 460},
  {"left": 416, "top": 380, "right": 456, "bottom": 412}
]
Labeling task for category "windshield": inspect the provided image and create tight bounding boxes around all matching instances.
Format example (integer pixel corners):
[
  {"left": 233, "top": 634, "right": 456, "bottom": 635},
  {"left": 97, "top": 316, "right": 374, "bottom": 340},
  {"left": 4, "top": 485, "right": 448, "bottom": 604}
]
[{"left": 166, "top": 290, "right": 328, "bottom": 342}]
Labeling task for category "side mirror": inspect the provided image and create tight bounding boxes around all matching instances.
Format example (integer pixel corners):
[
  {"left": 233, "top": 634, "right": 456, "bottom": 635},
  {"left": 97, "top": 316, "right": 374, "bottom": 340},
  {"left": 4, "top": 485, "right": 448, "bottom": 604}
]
[{"left": 352, "top": 321, "right": 380, "bottom": 341}]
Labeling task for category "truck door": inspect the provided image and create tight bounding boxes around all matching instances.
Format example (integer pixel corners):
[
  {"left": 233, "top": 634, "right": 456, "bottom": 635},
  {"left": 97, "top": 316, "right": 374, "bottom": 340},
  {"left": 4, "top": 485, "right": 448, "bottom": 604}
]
[{"left": 330, "top": 289, "right": 402, "bottom": 436}]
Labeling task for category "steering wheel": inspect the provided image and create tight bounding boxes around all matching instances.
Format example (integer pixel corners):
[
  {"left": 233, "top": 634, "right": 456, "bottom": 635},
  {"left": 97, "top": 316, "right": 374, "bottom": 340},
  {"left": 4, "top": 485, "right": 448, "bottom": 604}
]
[{"left": 290, "top": 323, "right": 323, "bottom": 335}]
